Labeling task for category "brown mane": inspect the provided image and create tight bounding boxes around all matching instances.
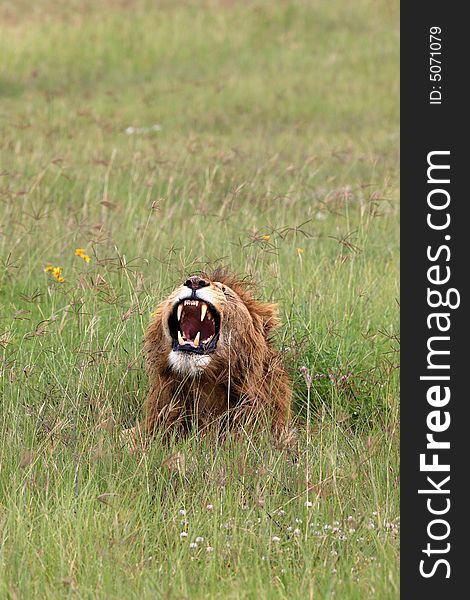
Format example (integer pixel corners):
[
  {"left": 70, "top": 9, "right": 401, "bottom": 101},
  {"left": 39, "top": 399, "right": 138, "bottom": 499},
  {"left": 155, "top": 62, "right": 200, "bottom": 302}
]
[{"left": 143, "top": 270, "right": 292, "bottom": 439}]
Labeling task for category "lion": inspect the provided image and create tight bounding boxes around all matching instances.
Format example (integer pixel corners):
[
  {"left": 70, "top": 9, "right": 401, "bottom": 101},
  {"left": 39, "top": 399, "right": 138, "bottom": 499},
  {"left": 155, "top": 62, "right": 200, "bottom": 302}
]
[{"left": 142, "top": 270, "right": 292, "bottom": 440}]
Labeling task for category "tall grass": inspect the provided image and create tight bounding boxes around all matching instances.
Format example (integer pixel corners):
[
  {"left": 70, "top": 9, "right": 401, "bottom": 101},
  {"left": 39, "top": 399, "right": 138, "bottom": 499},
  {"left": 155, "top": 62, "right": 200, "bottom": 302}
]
[{"left": 0, "top": 1, "right": 399, "bottom": 597}]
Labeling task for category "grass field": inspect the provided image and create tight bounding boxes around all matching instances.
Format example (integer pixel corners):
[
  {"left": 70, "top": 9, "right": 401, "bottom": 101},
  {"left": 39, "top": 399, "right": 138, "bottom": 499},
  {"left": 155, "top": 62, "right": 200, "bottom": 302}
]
[{"left": 0, "top": 1, "right": 399, "bottom": 598}]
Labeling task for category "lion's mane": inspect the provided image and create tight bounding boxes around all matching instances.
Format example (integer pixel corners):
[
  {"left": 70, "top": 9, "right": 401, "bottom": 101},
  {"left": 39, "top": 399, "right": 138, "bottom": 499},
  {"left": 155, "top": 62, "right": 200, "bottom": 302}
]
[{"left": 143, "top": 270, "right": 292, "bottom": 438}]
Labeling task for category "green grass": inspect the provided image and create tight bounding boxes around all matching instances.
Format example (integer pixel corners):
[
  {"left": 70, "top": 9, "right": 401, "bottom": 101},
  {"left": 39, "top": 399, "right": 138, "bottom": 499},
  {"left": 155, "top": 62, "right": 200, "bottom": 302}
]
[{"left": 0, "top": 1, "right": 399, "bottom": 598}]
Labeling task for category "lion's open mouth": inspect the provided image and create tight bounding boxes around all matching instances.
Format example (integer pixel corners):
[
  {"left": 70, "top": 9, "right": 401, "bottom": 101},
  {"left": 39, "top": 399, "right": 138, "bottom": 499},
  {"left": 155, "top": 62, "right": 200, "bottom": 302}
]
[{"left": 169, "top": 299, "right": 220, "bottom": 354}]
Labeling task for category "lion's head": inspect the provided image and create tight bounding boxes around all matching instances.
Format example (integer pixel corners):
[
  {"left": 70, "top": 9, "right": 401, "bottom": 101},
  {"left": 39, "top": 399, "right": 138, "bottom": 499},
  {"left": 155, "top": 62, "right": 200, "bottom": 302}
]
[
  {"left": 151, "top": 270, "right": 280, "bottom": 377},
  {"left": 143, "top": 270, "right": 291, "bottom": 437}
]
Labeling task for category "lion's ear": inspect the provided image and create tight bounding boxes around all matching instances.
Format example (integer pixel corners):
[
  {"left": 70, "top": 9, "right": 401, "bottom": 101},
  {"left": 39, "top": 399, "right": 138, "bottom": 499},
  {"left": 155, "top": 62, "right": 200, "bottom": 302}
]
[{"left": 250, "top": 301, "right": 280, "bottom": 335}]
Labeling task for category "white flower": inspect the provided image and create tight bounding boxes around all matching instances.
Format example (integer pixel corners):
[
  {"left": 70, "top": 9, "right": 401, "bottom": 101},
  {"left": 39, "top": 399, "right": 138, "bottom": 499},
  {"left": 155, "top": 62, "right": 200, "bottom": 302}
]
[
  {"left": 304, "top": 500, "right": 313, "bottom": 507},
  {"left": 179, "top": 509, "right": 186, "bottom": 516},
  {"left": 189, "top": 542, "right": 198, "bottom": 549},
  {"left": 206, "top": 504, "right": 213, "bottom": 511},
  {"left": 180, "top": 532, "right": 188, "bottom": 539},
  {"left": 195, "top": 537, "right": 204, "bottom": 543},
  {"left": 125, "top": 127, "right": 135, "bottom": 135},
  {"left": 272, "top": 536, "right": 281, "bottom": 543},
  {"left": 293, "top": 528, "right": 301, "bottom": 536},
  {"left": 206, "top": 546, "right": 214, "bottom": 553}
]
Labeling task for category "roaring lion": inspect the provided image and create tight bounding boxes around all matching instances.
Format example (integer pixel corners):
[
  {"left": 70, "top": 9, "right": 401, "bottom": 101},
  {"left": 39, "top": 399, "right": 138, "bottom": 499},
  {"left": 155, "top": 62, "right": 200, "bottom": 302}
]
[{"left": 143, "top": 270, "right": 292, "bottom": 439}]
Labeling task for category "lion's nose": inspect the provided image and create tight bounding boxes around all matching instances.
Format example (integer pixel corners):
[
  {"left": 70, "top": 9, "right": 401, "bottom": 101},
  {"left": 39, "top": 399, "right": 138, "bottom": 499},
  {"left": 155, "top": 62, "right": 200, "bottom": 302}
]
[{"left": 184, "top": 276, "right": 209, "bottom": 290}]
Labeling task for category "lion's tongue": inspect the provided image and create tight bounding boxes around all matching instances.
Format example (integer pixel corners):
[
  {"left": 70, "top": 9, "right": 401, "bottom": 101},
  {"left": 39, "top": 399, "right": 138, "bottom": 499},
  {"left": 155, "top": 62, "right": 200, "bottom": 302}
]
[
  {"left": 180, "top": 306, "right": 215, "bottom": 345},
  {"left": 181, "top": 320, "right": 199, "bottom": 342}
]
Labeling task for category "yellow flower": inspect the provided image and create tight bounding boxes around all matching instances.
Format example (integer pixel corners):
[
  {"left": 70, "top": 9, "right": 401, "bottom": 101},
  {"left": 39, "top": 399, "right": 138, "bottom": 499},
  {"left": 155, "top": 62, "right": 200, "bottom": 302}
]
[
  {"left": 261, "top": 235, "right": 271, "bottom": 241},
  {"left": 44, "top": 266, "right": 65, "bottom": 283},
  {"left": 75, "top": 248, "right": 91, "bottom": 263},
  {"left": 296, "top": 248, "right": 304, "bottom": 255}
]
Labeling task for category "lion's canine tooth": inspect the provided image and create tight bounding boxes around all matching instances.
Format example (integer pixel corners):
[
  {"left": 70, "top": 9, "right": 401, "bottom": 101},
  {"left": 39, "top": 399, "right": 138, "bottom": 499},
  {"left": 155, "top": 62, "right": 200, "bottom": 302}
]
[
  {"left": 177, "top": 304, "right": 183, "bottom": 321},
  {"left": 178, "top": 331, "right": 185, "bottom": 345},
  {"left": 200, "top": 304, "right": 207, "bottom": 322},
  {"left": 194, "top": 332, "right": 200, "bottom": 347}
]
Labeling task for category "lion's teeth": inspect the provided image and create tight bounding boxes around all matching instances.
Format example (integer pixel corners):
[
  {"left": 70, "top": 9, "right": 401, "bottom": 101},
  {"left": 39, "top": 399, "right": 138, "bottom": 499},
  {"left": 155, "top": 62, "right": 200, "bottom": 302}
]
[
  {"left": 194, "top": 332, "right": 200, "bottom": 347},
  {"left": 177, "top": 304, "right": 183, "bottom": 321},
  {"left": 202, "top": 335, "right": 213, "bottom": 344},
  {"left": 200, "top": 304, "right": 207, "bottom": 322},
  {"left": 178, "top": 331, "right": 185, "bottom": 345}
]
